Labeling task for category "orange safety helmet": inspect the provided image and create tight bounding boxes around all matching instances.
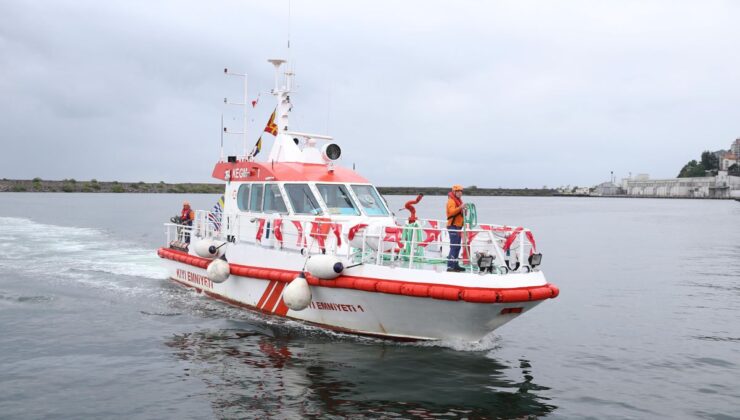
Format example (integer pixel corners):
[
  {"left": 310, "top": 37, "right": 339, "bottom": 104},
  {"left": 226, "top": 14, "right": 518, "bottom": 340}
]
[{"left": 452, "top": 184, "right": 464, "bottom": 191}]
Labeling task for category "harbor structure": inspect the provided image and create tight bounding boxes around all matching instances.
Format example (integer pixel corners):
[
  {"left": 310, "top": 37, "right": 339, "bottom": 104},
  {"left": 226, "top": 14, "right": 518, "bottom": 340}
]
[
  {"left": 720, "top": 151, "right": 737, "bottom": 171},
  {"left": 592, "top": 182, "right": 620, "bottom": 196},
  {"left": 621, "top": 171, "right": 740, "bottom": 199}
]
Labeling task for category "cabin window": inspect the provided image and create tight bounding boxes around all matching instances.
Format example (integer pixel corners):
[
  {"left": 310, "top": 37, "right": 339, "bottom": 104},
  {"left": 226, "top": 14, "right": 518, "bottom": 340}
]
[
  {"left": 350, "top": 184, "right": 389, "bottom": 216},
  {"left": 249, "top": 184, "right": 263, "bottom": 212},
  {"left": 284, "top": 184, "right": 322, "bottom": 215},
  {"left": 263, "top": 184, "right": 288, "bottom": 214},
  {"left": 236, "top": 184, "right": 250, "bottom": 211},
  {"left": 316, "top": 184, "right": 360, "bottom": 216}
]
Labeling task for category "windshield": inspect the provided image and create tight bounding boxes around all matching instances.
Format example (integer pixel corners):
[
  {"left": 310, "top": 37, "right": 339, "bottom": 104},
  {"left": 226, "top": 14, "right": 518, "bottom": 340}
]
[
  {"left": 316, "top": 184, "right": 360, "bottom": 216},
  {"left": 350, "top": 184, "right": 389, "bottom": 216},
  {"left": 237, "top": 184, "right": 250, "bottom": 211},
  {"left": 284, "top": 184, "right": 322, "bottom": 215},
  {"left": 249, "top": 184, "right": 263, "bottom": 212},
  {"left": 263, "top": 184, "right": 288, "bottom": 214}
]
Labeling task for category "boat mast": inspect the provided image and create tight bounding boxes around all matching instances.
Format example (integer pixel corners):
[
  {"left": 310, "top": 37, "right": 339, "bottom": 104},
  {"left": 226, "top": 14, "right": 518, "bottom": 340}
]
[
  {"left": 223, "top": 68, "right": 249, "bottom": 159},
  {"left": 266, "top": 59, "right": 303, "bottom": 162}
]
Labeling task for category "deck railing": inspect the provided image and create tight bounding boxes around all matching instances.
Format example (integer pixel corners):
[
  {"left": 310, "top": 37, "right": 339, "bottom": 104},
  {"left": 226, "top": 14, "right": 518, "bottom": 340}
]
[{"left": 165, "top": 211, "right": 539, "bottom": 274}]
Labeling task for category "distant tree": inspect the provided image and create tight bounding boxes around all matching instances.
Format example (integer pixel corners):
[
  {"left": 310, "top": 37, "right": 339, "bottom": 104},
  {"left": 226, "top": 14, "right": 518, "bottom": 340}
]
[
  {"left": 700, "top": 151, "right": 719, "bottom": 171},
  {"left": 678, "top": 160, "right": 707, "bottom": 178},
  {"left": 32, "top": 177, "right": 42, "bottom": 182}
]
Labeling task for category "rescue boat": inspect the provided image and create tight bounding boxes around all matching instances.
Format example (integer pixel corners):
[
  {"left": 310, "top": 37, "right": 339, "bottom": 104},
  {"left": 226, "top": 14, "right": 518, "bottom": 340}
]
[{"left": 158, "top": 59, "right": 559, "bottom": 341}]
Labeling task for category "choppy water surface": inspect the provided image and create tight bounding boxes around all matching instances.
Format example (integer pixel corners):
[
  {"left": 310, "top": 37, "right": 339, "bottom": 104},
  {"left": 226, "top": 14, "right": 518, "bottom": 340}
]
[{"left": 0, "top": 193, "right": 738, "bottom": 419}]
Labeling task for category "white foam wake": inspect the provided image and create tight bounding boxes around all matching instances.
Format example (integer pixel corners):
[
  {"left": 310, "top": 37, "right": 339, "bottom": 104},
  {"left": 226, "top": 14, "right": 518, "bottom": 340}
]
[{"left": 0, "top": 217, "right": 167, "bottom": 288}]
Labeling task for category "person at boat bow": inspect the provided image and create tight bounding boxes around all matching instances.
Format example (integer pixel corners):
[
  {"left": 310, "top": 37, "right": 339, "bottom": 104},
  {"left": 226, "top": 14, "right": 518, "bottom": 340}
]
[
  {"left": 180, "top": 201, "right": 195, "bottom": 243},
  {"left": 446, "top": 185, "right": 465, "bottom": 272}
]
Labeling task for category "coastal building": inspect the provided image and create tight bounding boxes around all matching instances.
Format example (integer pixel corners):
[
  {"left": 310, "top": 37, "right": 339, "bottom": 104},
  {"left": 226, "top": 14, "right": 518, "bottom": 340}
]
[
  {"left": 619, "top": 138, "right": 740, "bottom": 199},
  {"left": 593, "top": 182, "right": 621, "bottom": 196},
  {"left": 720, "top": 151, "right": 737, "bottom": 171},
  {"left": 621, "top": 171, "right": 740, "bottom": 198}
]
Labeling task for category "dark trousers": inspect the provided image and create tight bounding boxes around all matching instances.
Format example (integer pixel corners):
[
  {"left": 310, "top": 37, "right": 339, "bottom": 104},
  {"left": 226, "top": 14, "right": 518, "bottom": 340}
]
[
  {"left": 447, "top": 225, "right": 462, "bottom": 268},
  {"left": 183, "top": 220, "right": 193, "bottom": 243}
]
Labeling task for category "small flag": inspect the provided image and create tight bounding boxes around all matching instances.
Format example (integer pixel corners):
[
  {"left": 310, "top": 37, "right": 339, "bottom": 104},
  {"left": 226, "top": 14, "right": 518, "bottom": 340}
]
[
  {"left": 264, "top": 108, "right": 278, "bottom": 136},
  {"left": 207, "top": 195, "right": 225, "bottom": 231},
  {"left": 251, "top": 93, "right": 260, "bottom": 108},
  {"left": 251, "top": 136, "right": 262, "bottom": 157}
]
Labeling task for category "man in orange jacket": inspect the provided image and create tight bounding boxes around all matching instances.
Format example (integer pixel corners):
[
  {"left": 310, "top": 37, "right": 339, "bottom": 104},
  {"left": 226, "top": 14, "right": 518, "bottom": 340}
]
[
  {"left": 446, "top": 185, "right": 465, "bottom": 272},
  {"left": 180, "top": 201, "right": 195, "bottom": 243}
]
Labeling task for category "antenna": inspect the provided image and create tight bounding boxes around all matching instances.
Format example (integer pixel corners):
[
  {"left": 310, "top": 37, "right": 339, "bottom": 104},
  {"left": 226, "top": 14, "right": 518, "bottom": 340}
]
[
  {"left": 223, "top": 67, "right": 249, "bottom": 157},
  {"left": 268, "top": 59, "right": 286, "bottom": 92},
  {"left": 220, "top": 114, "right": 224, "bottom": 159}
]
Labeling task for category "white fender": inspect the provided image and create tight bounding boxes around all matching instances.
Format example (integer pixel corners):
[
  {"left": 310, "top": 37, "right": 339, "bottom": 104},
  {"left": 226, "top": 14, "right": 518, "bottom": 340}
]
[
  {"left": 193, "top": 240, "right": 225, "bottom": 259},
  {"left": 206, "top": 259, "right": 230, "bottom": 283},
  {"left": 305, "top": 254, "right": 344, "bottom": 279},
  {"left": 282, "top": 273, "right": 312, "bottom": 311}
]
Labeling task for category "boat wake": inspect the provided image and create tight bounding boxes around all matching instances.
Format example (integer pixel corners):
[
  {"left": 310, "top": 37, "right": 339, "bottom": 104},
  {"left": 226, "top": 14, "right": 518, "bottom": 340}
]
[
  {"left": 411, "top": 332, "right": 503, "bottom": 352},
  {"left": 0, "top": 216, "right": 167, "bottom": 293},
  {"left": 0, "top": 217, "right": 504, "bottom": 350}
]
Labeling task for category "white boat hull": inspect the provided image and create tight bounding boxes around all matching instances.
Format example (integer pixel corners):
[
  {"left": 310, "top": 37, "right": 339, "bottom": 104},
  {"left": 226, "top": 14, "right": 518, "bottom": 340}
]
[{"left": 160, "top": 248, "right": 555, "bottom": 341}]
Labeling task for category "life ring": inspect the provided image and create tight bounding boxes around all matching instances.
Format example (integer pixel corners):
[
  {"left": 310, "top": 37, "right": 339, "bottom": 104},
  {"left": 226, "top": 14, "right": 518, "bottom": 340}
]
[{"left": 310, "top": 217, "right": 332, "bottom": 250}]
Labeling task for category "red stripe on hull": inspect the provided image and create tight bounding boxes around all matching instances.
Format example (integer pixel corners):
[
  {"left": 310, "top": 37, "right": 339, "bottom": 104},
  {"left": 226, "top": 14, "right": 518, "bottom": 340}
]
[
  {"left": 273, "top": 298, "right": 289, "bottom": 316},
  {"left": 256, "top": 281, "right": 277, "bottom": 309},
  {"left": 263, "top": 282, "right": 287, "bottom": 313}
]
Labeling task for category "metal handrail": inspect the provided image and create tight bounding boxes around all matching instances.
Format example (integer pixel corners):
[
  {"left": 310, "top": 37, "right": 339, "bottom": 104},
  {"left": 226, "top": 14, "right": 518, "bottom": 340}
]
[{"left": 168, "top": 211, "right": 538, "bottom": 274}]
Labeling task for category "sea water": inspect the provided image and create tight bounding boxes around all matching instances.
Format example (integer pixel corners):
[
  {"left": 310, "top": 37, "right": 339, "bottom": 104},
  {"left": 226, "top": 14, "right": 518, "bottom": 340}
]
[{"left": 0, "top": 193, "right": 738, "bottom": 419}]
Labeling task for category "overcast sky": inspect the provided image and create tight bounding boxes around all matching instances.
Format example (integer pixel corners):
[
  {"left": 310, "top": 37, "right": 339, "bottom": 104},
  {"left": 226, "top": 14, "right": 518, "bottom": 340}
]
[{"left": 1, "top": 0, "right": 739, "bottom": 187}]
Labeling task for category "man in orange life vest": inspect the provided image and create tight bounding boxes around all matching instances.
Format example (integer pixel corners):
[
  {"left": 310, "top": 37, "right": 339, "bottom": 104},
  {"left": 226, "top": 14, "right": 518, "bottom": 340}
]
[
  {"left": 180, "top": 201, "right": 195, "bottom": 243},
  {"left": 446, "top": 185, "right": 465, "bottom": 272}
]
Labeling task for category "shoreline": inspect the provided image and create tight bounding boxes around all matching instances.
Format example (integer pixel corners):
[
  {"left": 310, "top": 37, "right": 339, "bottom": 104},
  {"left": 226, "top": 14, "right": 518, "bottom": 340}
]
[
  {"left": 0, "top": 179, "right": 555, "bottom": 196},
  {"left": 1, "top": 179, "right": 737, "bottom": 200}
]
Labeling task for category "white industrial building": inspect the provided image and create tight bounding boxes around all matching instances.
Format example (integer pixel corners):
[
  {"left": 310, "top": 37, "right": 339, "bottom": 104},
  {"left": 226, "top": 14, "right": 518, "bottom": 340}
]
[{"left": 622, "top": 171, "right": 740, "bottom": 199}]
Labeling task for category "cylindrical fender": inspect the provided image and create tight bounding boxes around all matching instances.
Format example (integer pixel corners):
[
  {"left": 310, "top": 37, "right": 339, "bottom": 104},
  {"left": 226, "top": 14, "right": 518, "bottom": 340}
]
[
  {"left": 376, "top": 281, "right": 402, "bottom": 295},
  {"left": 497, "top": 289, "right": 531, "bottom": 302},
  {"left": 401, "top": 284, "right": 430, "bottom": 298},
  {"left": 462, "top": 289, "right": 499, "bottom": 303},
  {"left": 354, "top": 279, "right": 378, "bottom": 292},
  {"left": 429, "top": 286, "right": 462, "bottom": 301}
]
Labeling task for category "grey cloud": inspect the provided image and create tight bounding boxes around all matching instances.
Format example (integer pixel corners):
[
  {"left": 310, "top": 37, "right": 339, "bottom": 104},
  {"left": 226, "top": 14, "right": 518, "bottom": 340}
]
[{"left": 1, "top": 0, "right": 739, "bottom": 187}]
